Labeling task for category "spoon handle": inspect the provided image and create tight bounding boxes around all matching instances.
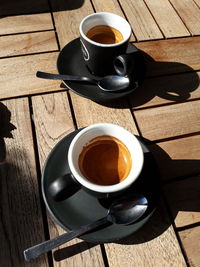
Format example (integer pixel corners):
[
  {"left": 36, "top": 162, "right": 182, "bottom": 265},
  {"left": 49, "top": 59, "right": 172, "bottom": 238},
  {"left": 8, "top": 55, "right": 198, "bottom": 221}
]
[
  {"left": 23, "top": 217, "right": 107, "bottom": 261},
  {"left": 36, "top": 71, "right": 96, "bottom": 84}
]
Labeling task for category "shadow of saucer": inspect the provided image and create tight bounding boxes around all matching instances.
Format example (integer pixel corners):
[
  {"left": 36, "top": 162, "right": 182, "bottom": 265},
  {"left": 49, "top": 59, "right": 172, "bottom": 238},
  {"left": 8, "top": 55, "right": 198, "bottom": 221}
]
[
  {"left": 101, "top": 51, "right": 199, "bottom": 109},
  {"left": 115, "top": 141, "right": 200, "bottom": 245},
  {"left": 116, "top": 196, "right": 169, "bottom": 245},
  {"left": 37, "top": 139, "right": 200, "bottom": 261}
]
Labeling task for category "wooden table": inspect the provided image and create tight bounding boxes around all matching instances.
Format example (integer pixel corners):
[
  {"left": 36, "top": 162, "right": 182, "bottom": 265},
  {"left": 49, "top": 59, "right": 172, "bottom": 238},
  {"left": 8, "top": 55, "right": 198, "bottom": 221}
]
[{"left": 0, "top": 0, "right": 200, "bottom": 266}]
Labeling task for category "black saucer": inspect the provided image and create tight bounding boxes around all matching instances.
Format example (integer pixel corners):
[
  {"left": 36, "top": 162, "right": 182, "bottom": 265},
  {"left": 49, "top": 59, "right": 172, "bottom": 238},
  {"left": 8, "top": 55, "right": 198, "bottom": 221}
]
[
  {"left": 41, "top": 130, "right": 160, "bottom": 243},
  {"left": 57, "top": 38, "right": 146, "bottom": 103}
]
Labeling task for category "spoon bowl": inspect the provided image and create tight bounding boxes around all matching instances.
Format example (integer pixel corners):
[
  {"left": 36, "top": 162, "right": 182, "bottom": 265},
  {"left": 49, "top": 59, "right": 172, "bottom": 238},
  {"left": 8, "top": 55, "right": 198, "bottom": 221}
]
[
  {"left": 36, "top": 71, "right": 130, "bottom": 92},
  {"left": 24, "top": 194, "right": 148, "bottom": 261}
]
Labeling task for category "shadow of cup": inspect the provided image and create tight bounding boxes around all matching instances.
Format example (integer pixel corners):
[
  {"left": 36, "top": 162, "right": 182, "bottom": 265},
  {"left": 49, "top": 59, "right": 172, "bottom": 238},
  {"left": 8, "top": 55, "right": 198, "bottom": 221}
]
[
  {"left": 129, "top": 52, "right": 199, "bottom": 108},
  {"left": 116, "top": 141, "right": 200, "bottom": 245},
  {"left": 101, "top": 51, "right": 199, "bottom": 109}
]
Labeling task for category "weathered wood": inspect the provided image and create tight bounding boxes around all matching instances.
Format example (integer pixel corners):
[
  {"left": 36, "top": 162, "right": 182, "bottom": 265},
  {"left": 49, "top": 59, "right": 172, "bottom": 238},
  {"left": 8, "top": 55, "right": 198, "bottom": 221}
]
[
  {"left": 129, "top": 71, "right": 200, "bottom": 109},
  {"left": 31, "top": 92, "right": 105, "bottom": 267},
  {"left": 144, "top": 0, "right": 190, "bottom": 38},
  {"left": 51, "top": 0, "right": 94, "bottom": 49},
  {"left": 169, "top": 0, "right": 200, "bottom": 35},
  {"left": 0, "top": 31, "right": 58, "bottom": 58},
  {"left": 105, "top": 199, "right": 187, "bottom": 267},
  {"left": 1, "top": 1, "right": 199, "bottom": 266},
  {"left": 0, "top": 52, "right": 61, "bottom": 99},
  {"left": 134, "top": 100, "right": 200, "bottom": 141},
  {"left": 69, "top": 92, "right": 187, "bottom": 266},
  {"left": 135, "top": 36, "right": 200, "bottom": 76},
  {"left": 0, "top": 98, "right": 49, "bottom": 266},
  {"left": 149, "top": 135, "right": 200, "bottom": 180},
  {"left": 0, "top": 14, "right": 53, "bottom": 35},
  {"left": 164, "top": 175, "right": 200, "bottom": 267},
  {"left": 69, "top": 92, "right": 139, "bottom": 134},
  {"left": 118, "top": 0, "right": 163, "bottom": 41},
  {"left": 193, "top": 0, "right": 200, "bottom": 7}
]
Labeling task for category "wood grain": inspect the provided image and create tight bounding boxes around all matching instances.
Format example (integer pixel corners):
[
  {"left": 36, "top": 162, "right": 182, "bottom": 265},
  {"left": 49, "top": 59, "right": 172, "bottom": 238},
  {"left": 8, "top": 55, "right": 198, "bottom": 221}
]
[
  {"left": 32, "top": 92, "right": 75, "bottom": 161},
  {"left": 135, "top": 36, "right": 200, "bottom": 76},
  {"left": 144, "top": 0, "right": 190, "bottom": 38},
  {"left": 0, "top": 14, "right": 53, "bottom": 35},
  {"left": 0, "top": 52, "right": 61, "bottom": 99},
  {"left": 149, "top": 135, "right": 200, "bottom": 180},
  {"left": 69, "top": 92, "right": 139, "bottom": 134},
  {"left": 129, "top": 71, "right": 200, "bottom": 109},
  {"left": 134, "top": 100, "right": 200, "bottom": 141},
  {"left": 31, "top": 92, "right": 105, "bottom": 267},
  {"left": 164, "top": 175, "right": 200, "bottom": 266},
  {"left": 169, "top": 0, "right": 200, "bottom": 35},
  {"left": 193, "top": 0, "right": 200, "bottom": 7},
  {"left": 51, "top": 0, "right": 94, "bottom": 49},
  {"left": 0, "top": 31, "right": 58, "bottom": 58},
  {"left": 0, "top": 1, "right": 199, "bottom": 266},
  {"left": 105, "top": 198, "right": 187, "bottom": 267},
  {"left": 91, "top": 0, "right": 135, "bottom": 41},
  {"left": 69, "top": 92, "right": 187, "bottom": 266},
  {"left": 118, "top": 0, "right": 163, "bottom": 41},
  {"left": 0, "top": 98, "right": 48, "bottom": 266}
]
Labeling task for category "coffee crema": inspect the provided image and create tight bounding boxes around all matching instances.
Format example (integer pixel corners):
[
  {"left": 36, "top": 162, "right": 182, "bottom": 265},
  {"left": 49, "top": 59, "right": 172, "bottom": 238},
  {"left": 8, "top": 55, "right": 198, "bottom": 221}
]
[
  {"left": 86, "top": 25, "right": 124, "bottom": 44},
  {"left": 78, "top": 135, "right": 132, "bottom": 186}
]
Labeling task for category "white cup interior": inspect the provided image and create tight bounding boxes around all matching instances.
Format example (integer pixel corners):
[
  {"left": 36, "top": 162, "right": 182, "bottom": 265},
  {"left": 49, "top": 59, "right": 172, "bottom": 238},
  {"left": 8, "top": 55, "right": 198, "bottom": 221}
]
[
  {"left": 80, "top": 12, "right": 132, "bottom": 47},
  {"left": 68, "top": 123, "right": 144, "bottom": 193}
]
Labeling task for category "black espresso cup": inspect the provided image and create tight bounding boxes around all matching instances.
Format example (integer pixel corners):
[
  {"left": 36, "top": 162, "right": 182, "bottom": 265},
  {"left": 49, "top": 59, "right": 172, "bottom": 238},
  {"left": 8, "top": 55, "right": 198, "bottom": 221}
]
[
  {"left": 79, "top": 12, "right": 132, "bottom": 76},
  {"left": 48, "top": 123, "right": 144, "bottom": 201}
]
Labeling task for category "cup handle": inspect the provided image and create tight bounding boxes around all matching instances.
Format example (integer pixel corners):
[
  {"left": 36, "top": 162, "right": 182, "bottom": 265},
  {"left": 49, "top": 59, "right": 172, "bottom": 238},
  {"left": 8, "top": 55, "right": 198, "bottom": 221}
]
[
  {"left": 48, "top": 174, "right": 81, "bottom": 201},
  {"left": 114, "top": 54, "right": 135, "bottom": 77}
]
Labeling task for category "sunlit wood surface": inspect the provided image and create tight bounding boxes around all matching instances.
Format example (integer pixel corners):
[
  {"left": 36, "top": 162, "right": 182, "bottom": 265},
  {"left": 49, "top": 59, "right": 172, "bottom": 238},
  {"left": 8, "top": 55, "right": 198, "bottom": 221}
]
[{"left": 0, "top": 0, "right": 200, "bottom": 266}]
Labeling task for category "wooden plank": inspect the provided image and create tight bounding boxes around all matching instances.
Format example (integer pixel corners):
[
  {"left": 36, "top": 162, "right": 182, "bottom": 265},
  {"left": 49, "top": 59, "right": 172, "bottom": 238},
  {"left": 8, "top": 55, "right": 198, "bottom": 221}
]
[
  {"left": 129, "top": 71, "right": 200, "bottom": 109},
  {"left": 149, "top": 135, "right": 200, "bottom": 180},
  {"left": 135, "top": 36, "right": 200, "bottom": 76},
  {"left": 32, "top": 92, "right": 105, "bottom": 267},
  {"left": 69, "top": 92, "right": 139, "bottom": 134},
  {"left": 118, "top": 0, "right": 163, "bottom": 41},
  {"left": 193, "top": 0, "right": 200, "bottom": 7},
  {"left": 0, "top": 14, "right": 54, "bottom": 35},
  {"left": 134, "top": 100, "right": 200, "bottom": 141},
  {"left": 0, "top": 52, "right": 62, "bottom": 99},
  {"left": 0, "top": 31, "right": 58, "bottom": 58},
  {"left": 51, "top": 0, "right": 94, "bottom": 49},
  {"left": 0, "top": 98, "right": 49, "bottom": 266},
  {"left": 0, "top": 0, "right": 49, "bottom": 16},
  {"left": 144, "top": 0, "right": 190, "bottom": 38},
  {"left": 91, "top": 0, "right": 135, "bottom": 41},
  {"left": 105, "top": 199, "right": 187, "bottom": 267},
  {"left": 69, "top": 92, "right": 186, "bottom": 266},
  {"left": 164, "top": 175, "right": 200, "bottom": 266},
  {"left": 169, "top": 0, "right": 200, "bottom": 35}
]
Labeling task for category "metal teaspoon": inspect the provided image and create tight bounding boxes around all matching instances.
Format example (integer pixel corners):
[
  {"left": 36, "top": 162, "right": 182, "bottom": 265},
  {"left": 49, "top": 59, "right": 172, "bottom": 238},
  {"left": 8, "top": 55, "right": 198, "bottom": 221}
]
[
  {"left": 24, "top": 194, "right": 148, "bottom": 261},
  {"left": 36, "top": 71, "right": 130, "bottom": 92}
]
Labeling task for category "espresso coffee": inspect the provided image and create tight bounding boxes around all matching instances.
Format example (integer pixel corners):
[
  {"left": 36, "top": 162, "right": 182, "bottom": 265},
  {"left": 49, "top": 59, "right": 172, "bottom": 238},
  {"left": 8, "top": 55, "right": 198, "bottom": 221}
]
[
  {"left": 86, "top": 25, "right": 124, "bottom": 44},
  {"left": 78, "top": 135, "right": 132, "bottom": 186}
]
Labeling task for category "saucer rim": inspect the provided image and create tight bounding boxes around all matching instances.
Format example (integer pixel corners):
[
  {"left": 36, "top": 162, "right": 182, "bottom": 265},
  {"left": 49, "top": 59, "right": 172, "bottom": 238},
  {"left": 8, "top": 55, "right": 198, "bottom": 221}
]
[{"left": 57, "top": 38, "right": 144, "bottom": 103}]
